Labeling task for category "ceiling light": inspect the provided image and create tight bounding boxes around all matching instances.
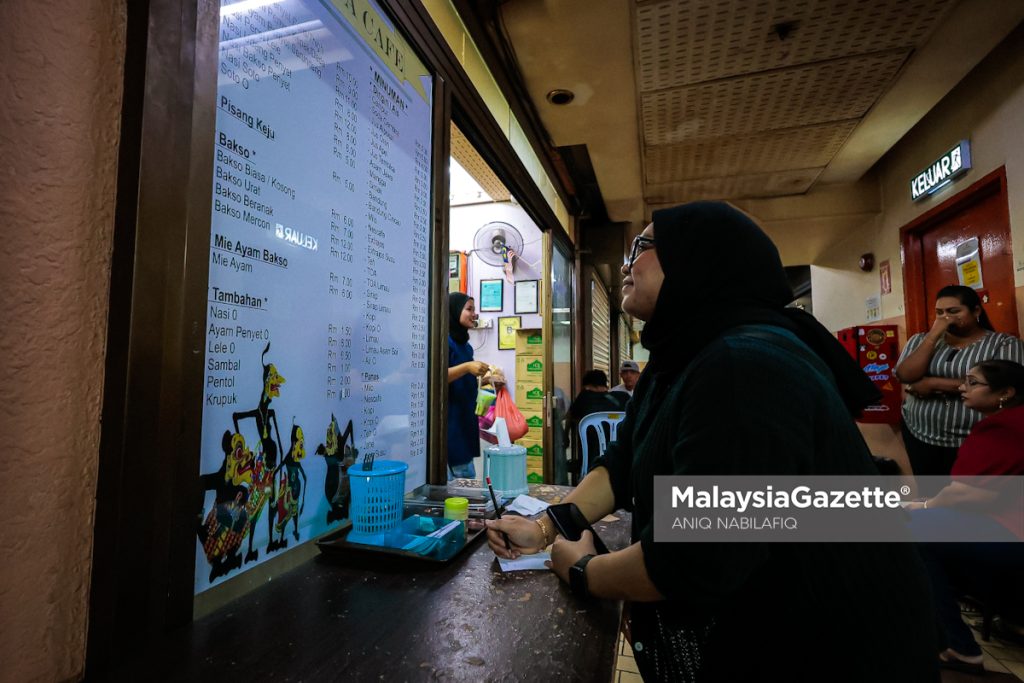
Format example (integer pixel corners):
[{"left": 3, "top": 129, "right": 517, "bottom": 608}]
[
  {"left": 546, "top": 89, "right": 575, "bottom": 105},
  {"left": 772, "top": 20, "right": 799, "bottom": 41}
]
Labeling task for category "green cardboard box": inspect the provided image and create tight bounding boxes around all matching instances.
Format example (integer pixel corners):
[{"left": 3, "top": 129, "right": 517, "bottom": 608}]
[
  {"left": 515, "top": 356, "right": 543, "bottom": 381},
  {"left": 527, "top": 455, "right": 544, "bottom": 483},
  {"left": 514, "top": 382, "right": 544, "bottom": 410},
  {"left": 515, "top": 329, "right": 543, "bottom": 356},
  {"left": 523, "top": 411, "right": 544, "bottom": 430}
]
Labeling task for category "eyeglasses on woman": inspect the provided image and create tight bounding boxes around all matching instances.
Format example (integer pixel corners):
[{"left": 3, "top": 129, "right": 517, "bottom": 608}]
[{"left": 627, "top": 235, "right": 656, "bottom": 269}]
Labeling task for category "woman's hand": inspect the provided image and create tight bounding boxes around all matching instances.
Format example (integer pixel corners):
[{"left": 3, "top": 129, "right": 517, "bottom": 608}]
[
  {"left": 450, "top": 360, "right": 490, "bottom": 383},
  {"left": 903, "top": 500, "right": 927, "bottom": 511},
  {"left": 486, "top": 516, "right": 546, "bottom": 559},
  {"left": 466, "top": 361, "right": 489, "bottom": 377},
  {"left": 906, "top": 376, "right": 954, "bottom": 398},
  {"left": 546, "top": 530, "right": 597, "bottom": 584},
  {"left": 928, "top": 481, "right": 998, "bottom": 509},
  {"left": 928, "top": 314, "right": 953, "bottom": 339}
]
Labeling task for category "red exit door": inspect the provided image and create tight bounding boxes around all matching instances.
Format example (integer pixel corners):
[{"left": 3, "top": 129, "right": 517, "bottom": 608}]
[{"left": 901, "top": 167, "right": 1018, "bottom": 337}]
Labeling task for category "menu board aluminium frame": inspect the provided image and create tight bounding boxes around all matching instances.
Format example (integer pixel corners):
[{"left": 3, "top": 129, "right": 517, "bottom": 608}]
[
  {"left": 88, "top": 0, "right": 571, "bottom": 670},
  {"left": 88, "top": 0, "right": 448, "bottom": 667},
  {"left": 191, "top": 0, "right": 441, "bottom": 601}
]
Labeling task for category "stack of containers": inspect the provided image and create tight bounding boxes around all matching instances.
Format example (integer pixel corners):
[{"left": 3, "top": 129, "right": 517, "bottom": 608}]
[{"left": 514, "top": 329, "right": 545, "bottom": 484}]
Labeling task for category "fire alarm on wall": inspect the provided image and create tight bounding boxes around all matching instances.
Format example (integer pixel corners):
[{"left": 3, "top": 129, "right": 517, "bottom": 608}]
[{"left": 859, "top": 253, "right": 875, "bottom": 272}]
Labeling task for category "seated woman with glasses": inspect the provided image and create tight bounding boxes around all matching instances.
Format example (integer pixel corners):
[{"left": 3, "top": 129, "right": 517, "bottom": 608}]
[
  {"left": 486, "top": 201, "right": 938, "bottom": 681},
  {"left": 894, "top": 286, "right": 1024, "bottom": 494},
  {"left": 905, "top": 359, "right": 1024, "bottom": 673}
]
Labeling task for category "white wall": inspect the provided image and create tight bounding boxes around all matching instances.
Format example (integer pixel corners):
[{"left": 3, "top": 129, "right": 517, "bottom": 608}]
[
  {"left": 809, "top": 28, "right": 1024, "bottom": 468},
  {"left": 810, "top": 215, "right": 888, "bottom": 333},
  {"left": 449, "top": 201, "right": 544, "bottom": 397},
  {"left": 875, "top": 28, "right": 1024, "bottom": 306},
  {"left": 812, "top": 26, "right": 1024, "bottom": 335}
]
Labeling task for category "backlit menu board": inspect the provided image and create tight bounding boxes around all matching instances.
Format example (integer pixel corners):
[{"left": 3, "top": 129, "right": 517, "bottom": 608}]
[{"left": 195, "top": 0, "right": 432, "bottom": 592}]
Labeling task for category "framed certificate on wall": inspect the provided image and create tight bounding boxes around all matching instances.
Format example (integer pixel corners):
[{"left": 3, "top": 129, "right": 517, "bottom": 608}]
[
  {"left": 479, "top": 279, "right": 504, "bottom": 312},
  {"left": 498, "top": 316, "right": 522, "bottom": 350},
  {"left": 514, "top": 279, "right": 539, "bottom": 314}
]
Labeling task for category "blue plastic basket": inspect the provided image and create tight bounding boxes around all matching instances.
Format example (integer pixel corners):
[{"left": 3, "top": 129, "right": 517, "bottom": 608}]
[{"left": 348, "top": 460, "right": 408, "bottom": 543}]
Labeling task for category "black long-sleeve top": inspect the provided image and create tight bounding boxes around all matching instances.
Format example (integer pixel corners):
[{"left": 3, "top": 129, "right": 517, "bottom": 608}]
[{"left": 593, "top": 325, "right": 938, "bottom": 682}]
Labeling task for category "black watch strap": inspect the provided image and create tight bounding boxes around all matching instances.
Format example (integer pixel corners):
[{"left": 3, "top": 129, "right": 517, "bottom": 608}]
[{"left": 569, "top": 554, "right": 595, "bottom": 599}]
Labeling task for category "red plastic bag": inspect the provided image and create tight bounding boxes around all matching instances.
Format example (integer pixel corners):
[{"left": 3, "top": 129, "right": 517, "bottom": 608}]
[{"left": 494, "top": 386, "right": 529, "bottom": 441}]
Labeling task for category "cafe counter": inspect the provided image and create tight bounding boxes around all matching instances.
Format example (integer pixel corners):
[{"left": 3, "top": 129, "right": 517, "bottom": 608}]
[{"left": 108, "top": 485, "right": 632, "bottom": 682}]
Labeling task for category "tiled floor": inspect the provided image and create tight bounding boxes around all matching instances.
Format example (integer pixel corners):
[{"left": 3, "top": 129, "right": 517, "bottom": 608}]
[
  {"left": 966, "top": 615, "right": 1024, "bottom": 680},
  {"left": 614, "top": 632, "right": 643, "bottom": 683},
  {"left": 612, "top": 616, "right": 1024, "bottom": 682}
]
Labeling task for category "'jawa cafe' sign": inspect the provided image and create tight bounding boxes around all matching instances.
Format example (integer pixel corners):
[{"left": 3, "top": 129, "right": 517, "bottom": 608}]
[{"left": 910, "top": 140, "right": 972, "bottom": 201}]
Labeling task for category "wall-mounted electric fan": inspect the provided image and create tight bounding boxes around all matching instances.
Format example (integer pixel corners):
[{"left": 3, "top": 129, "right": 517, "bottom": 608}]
[{"left": 472, "top": 221, "right": 524, "bottom": 267}]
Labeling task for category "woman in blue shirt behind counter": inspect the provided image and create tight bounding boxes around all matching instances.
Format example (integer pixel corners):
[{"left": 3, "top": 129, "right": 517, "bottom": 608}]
[{"left": 447, "top": 292, "right": 489, "bottom": 480}]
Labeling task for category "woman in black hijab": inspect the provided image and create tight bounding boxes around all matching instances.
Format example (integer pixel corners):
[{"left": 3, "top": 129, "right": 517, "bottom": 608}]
[
  {"left": 447, "top": 293, "right": 488, "bottom": 479},
  {"left": 487, "top": 202, "right": 938, "bottom": 681}
]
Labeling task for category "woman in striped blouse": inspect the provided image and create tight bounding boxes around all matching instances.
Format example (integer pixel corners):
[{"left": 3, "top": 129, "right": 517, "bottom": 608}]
[{"left": 894, "top": 285, "right": 1024, "bottom": 495}]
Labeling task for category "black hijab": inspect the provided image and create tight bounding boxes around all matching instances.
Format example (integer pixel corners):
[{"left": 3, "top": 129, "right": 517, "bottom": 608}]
[
  {"left": 639, "top": 201, "right": 880, "bottom": 415},
  {"left": 448, "top": 292, "right": 471, "bottom": 344}
]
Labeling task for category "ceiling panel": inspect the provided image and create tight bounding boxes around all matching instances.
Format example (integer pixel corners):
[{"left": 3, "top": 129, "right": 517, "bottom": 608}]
[
  {"left": 640, "top": 50, "right": 908, "bottom": 145},
  {"left": 484, "top": 0, "right": 1018, "bottom": 249},
  {"left": 450, "top": 122, "right": 511, "bottom": 202},
  {"left": 635, "top": 0, "right": 955, "bottom": 91},
  {"left": 645, "top": 120, "right": 857, "bottom": 183},
  {"left": 646, "top": 168, "right": 821, "bottom": 204}
]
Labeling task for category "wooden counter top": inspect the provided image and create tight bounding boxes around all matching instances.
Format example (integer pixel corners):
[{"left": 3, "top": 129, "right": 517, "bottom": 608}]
[{"left": 108, "top": 485, "right": 632, "bottom": 682}]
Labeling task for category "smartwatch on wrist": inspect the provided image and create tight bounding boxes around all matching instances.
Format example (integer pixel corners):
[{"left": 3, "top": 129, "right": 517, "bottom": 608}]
[{"left": 569, "top": 554, "right": 595, "bottom": 599}]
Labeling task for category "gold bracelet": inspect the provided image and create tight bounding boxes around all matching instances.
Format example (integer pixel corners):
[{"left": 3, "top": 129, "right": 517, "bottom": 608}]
[{"left": 535, "top": 516, "right": 553, "bottom": 546}]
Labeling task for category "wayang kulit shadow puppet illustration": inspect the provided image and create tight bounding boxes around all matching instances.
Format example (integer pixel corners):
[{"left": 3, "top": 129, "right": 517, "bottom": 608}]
[
  {"left": 270, "top": 421, "right": 307, "bottom": 550},
  {"left": 198, "top": 343, "right": 287, "bottom": 582},
  {"left": 316, "top": 413, "right": 357, "bottom": 524},
  {"left": 197, "top": 430, "right": 260, "bottom": 582},
  {"left": 230, "top": 342, "right": 286, "bottom": 563},
  {"left": 197, "top": 343, "right": 363, "bottom": 584}
]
